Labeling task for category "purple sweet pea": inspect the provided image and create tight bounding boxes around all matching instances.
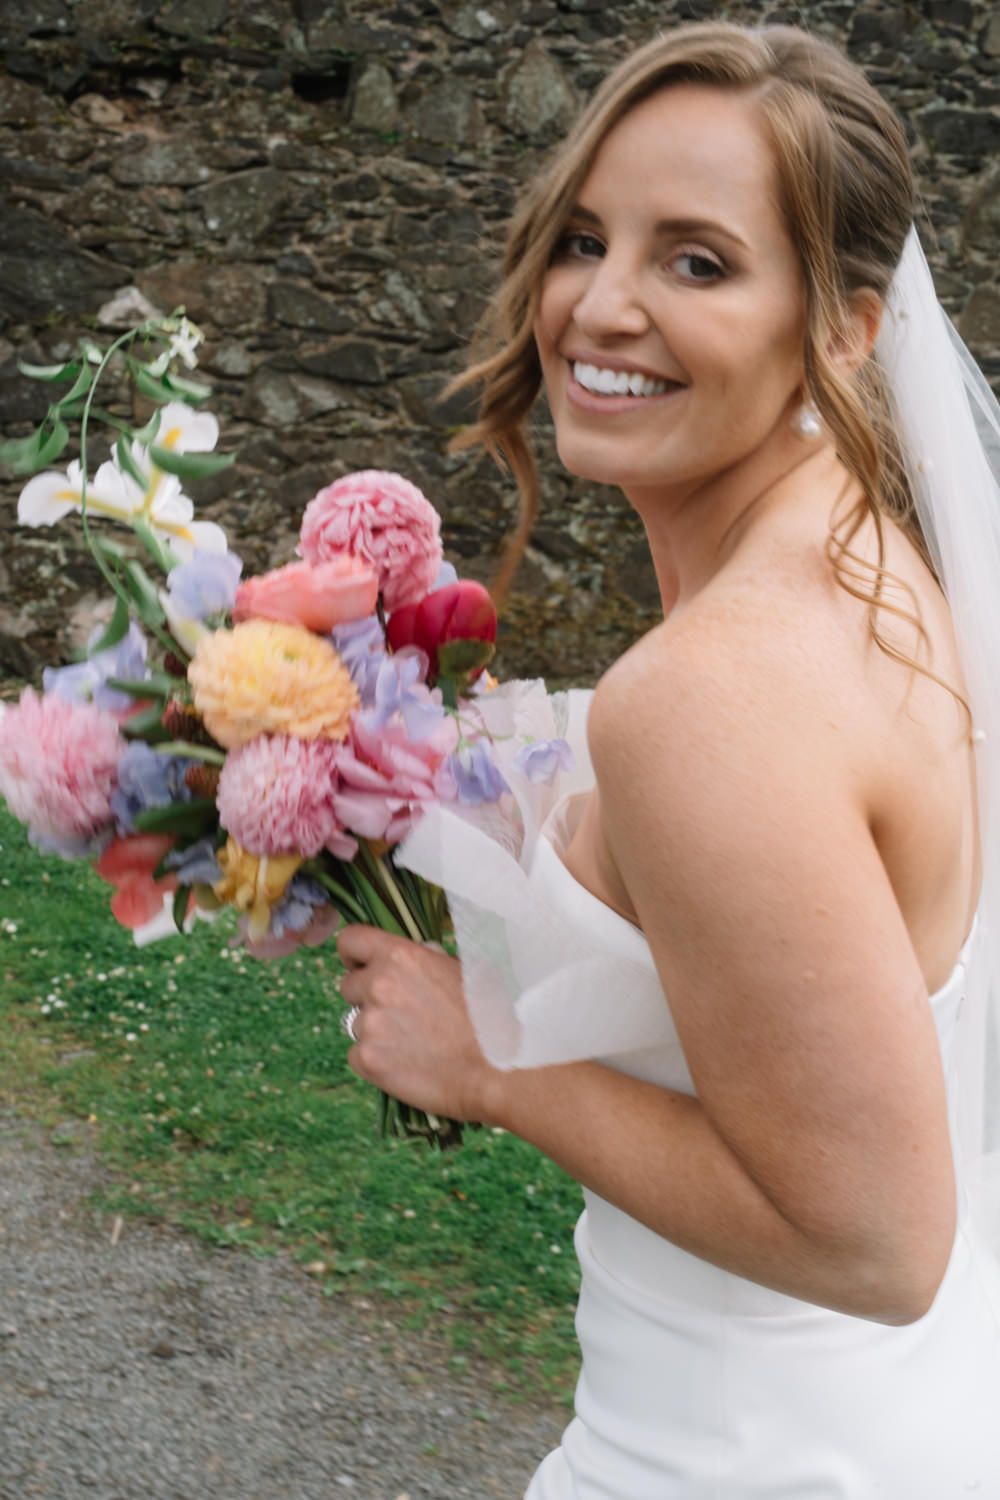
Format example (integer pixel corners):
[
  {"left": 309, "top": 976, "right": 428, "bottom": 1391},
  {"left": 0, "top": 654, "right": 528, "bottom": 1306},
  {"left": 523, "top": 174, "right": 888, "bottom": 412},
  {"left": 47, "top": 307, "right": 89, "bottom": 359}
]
[
  {"left": 267, "top": 874, "right": 330, "bottom": 939},
  {"left": 166, "top": 550, "right": 243, "bottom": 620},
  {"left": 43, "top": 622, "right": 149, "bottom": 715},
  {"left": 512, "top": 737, "right": 575, "bottom": 785},
  {"left": 430, "top": 559, "right": 458, "bottom": 591},
  {"left": 446, "top": 740, "right": 511, "bottom": 805},
  {"left": 110, "top": 742, "right": 193, "bottom": 833},
  {"left": 363, "top": 651, "right": 446, "bottom": 742},
  {"left": 163, "top": 835, "right": 223, "bottom": 887},
  {"left": 330, "top": 614, "right": 388, "bottom": 707}
]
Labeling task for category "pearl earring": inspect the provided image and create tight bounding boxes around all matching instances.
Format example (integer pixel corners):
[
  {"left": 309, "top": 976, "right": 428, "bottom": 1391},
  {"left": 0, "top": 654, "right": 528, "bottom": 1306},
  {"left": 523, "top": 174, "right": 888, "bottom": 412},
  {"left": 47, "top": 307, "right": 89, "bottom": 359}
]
[{"left": 792, "top": 399, "right": 822, "bottom": 438}]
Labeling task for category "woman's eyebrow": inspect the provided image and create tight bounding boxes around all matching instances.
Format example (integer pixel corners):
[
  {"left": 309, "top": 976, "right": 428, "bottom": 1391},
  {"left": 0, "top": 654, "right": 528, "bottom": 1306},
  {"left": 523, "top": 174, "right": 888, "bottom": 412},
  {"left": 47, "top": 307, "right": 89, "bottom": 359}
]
[{"left": 569, "top": 203, "right": 749, "bottom": 251}]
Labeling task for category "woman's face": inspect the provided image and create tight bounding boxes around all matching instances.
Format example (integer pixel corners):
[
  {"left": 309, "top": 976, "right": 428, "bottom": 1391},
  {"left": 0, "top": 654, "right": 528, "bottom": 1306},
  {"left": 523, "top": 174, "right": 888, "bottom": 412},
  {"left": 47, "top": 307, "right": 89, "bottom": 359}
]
[{"left": 533, "top": 83, "right": 808, "bottom": 500}]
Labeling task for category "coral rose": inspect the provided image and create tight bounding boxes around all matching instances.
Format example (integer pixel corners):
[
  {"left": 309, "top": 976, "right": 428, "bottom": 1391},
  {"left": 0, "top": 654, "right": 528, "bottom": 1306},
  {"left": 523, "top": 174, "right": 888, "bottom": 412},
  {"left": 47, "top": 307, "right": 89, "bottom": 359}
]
[
  {"left": 216, "top": 734, "right": 357, "bottom": 860},
  {"left": 299, "top": 470, "right": 442, "bottom": 612},
  {"left": 0, "top": 688, "right": 124, "bottom": 851},
  {"left": 233, "top": 557, "right": 378, "bottom": 634},
  {"left": 187, "top": 619, "right": 359, "bottom": 748}
]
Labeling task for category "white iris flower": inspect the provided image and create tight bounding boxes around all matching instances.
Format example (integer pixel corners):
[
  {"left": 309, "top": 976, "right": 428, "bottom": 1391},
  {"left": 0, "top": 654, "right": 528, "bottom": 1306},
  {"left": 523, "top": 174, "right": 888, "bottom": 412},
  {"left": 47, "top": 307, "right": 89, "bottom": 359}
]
[{"left": 16, "top": 401, "right": 228, "bottom": 560}]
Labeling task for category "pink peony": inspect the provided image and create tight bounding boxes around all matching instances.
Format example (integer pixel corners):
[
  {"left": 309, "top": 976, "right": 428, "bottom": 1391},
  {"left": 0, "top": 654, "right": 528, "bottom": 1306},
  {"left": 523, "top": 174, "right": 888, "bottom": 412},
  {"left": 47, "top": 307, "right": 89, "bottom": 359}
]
[
  {"left": 232, "top": 557, "right": 378, "bottom": 634},
  {"left": 299, "top": 470, "right": 443, "bottom": 613},
  {"left": 331, "top": 707, "right": 459, "bottom": 847},
  {"left": 0, "top": 689, "right": 124, "bottom": 846},
  {"left": 216, "top": 734, "right": 358, "bottom": 859}
]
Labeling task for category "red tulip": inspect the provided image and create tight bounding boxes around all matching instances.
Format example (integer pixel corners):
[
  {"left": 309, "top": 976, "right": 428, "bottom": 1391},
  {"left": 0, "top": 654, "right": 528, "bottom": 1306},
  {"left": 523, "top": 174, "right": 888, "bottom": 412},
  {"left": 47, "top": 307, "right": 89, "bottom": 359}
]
[{"left": 386, "top": 580, "right": 497, "bottom": 684}]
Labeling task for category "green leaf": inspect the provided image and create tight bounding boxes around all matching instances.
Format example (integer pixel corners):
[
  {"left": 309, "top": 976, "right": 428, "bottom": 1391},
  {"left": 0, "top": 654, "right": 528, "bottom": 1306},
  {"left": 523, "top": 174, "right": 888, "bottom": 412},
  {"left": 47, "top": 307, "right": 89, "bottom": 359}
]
[
  {"left": 148, "top": 445, "right": 236, "bottom": 481},
  {"left": 87, "top": 595, "right": 131, "bottom": 655},
  {"left": 105, "top": 672, "right": 176, "bottom": 699},
  {"left": 133, "top": 366, "right": 175, "bottom": 403},
  {"left": 17, "top": 359, "right": 82, "bottom": 383},
  {"left": 133, "top": 409, "right": 163, "bottom": 445},
  {"left": 120, "top": 704, "right": 171, "bottom": 743},
  {"left": 123, "top": 560, "right": 166, "bottom": 627},
  {"left": 132, "top": 516, "right": 181, "bottom": 574},
  {"left": 156, "top": 741, "right": 225, "bottom": 765},
  {"left": 172, "top": 884, "right": 189, "bottom": 934},
  {"left": 132, "top": 799, "right": 217, "bottom": 836},
  {"left": 35, "top": 417, "right": 69, "bottom": 469},
  {"left": 0, "top": 430, "right": 44, "bottom": 474},
  {"left": 54, "top": 363, "right": 95, "bottom": 409},
  {"left": 90, "top": 535, "right": 128, "bottom": 565},
  {"left": 437, "top": 638, "right": 496, "bottom": 678},
  {"left": 163, "top": 371, "right": 212, "bottom": 404},
  {"left": 115, "top": 434, "right": 150, "bottom": 491}
]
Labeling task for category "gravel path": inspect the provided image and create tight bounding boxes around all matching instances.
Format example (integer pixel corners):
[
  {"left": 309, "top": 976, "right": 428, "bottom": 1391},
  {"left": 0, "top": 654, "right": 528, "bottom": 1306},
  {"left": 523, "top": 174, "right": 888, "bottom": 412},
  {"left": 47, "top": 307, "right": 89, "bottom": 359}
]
[{"left": 0, "top": 1110, "right": 568, "bottom": 1500}]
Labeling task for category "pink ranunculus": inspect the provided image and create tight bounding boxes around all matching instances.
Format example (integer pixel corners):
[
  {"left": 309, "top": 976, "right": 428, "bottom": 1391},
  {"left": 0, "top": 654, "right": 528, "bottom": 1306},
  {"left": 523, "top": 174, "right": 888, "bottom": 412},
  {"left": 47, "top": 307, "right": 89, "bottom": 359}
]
[
  {"left": 299, "top": 470, "right": 443, "bottom": 613},
  {"left": 216, "top": 734, "right": 358, "bottom": 859},
  {"left": 331, "top": 707, "right": 459, "bottom": 847},
  {"left": 232, "top": 557, "right": 378, "bottom": 634},
  {"left": 0, "top": 689, "right": 124, "bottom": 847}
]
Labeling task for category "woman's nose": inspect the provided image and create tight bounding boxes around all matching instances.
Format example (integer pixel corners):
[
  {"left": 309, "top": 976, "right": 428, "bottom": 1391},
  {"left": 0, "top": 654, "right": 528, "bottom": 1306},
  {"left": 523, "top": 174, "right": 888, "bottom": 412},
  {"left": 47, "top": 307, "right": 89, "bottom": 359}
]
[{"left": 572, "top": 254, "right": 650, "bottom": 339}]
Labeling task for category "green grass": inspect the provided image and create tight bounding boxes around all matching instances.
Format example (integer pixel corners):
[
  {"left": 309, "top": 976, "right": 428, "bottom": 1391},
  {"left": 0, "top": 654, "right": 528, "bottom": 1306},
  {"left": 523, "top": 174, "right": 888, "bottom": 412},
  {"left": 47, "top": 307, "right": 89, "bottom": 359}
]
[{"left": 0, "top": 805, "right": 582, "bottom": 1403}]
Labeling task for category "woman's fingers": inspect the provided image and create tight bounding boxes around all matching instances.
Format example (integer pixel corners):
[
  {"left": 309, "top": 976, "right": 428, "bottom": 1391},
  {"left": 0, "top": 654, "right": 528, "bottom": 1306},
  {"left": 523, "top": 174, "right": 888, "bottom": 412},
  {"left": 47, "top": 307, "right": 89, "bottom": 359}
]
[{"left": 336, "top": 922, "right": 405, "bottom": 970}]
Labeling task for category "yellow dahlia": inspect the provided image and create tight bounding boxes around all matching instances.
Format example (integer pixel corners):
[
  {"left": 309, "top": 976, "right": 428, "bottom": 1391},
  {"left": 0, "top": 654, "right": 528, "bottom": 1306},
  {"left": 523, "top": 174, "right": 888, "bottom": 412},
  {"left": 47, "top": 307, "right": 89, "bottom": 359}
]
[
  {"left": 213, "top": 836, "right": 302, "bottom": 940},
  {"left": 187, "top": 619, "right": 359, "bottom": 748}
]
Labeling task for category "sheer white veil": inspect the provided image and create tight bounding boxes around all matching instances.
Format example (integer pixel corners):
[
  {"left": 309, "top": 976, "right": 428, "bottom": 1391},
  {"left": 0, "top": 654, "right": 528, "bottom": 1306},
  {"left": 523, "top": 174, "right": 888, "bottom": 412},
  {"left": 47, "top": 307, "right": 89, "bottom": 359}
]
[{"left": 875, "top": 225, "right": 1000, "bottom": 1256}]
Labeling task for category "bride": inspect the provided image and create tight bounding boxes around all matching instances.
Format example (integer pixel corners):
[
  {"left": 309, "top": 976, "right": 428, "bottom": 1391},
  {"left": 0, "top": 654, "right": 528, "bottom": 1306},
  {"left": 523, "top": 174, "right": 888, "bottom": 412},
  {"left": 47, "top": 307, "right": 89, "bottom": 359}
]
[{"left": 335, "top": 21, "right": 1000, "bottom": 1497}]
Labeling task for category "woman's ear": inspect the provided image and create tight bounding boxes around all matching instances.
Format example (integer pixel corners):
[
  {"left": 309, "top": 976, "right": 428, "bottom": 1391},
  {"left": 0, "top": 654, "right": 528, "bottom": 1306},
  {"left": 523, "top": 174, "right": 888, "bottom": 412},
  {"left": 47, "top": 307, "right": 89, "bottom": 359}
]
[{"left": 827, "top": 288, "right": 883, "bottom": 375}]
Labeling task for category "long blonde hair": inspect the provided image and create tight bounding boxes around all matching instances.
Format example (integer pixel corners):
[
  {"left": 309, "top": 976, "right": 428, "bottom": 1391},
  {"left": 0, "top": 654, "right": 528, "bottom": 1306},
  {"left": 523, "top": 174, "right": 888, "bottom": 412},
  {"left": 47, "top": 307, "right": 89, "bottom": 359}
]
[{"left": 447, "top": 20, "right": 970, "bottom": 728}]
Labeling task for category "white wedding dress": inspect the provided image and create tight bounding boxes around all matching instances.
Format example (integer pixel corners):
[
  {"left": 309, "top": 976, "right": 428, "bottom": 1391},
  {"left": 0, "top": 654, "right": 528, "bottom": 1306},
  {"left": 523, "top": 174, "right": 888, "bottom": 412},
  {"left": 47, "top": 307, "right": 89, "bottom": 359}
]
[{"left": 398, "top": 683, "right": 1000, "bottom": 1499}]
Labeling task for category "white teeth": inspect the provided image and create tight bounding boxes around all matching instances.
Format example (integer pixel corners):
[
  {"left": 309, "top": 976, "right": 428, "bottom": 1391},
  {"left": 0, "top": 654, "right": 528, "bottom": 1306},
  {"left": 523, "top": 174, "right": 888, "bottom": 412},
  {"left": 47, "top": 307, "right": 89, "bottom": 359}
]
[{"left": 572, "top": 361, "right": 671, "bottom": 398}]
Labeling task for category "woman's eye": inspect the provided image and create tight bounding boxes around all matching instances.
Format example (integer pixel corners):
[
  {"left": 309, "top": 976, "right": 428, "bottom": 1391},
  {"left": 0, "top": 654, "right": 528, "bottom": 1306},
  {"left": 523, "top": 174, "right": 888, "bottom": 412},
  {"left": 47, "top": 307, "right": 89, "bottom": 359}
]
[
  {"left": 556, "top": 231, "right": 605, "bottom": 260},
  {"left": 674, "top": 251, "right": 725, "bottom": 283}
]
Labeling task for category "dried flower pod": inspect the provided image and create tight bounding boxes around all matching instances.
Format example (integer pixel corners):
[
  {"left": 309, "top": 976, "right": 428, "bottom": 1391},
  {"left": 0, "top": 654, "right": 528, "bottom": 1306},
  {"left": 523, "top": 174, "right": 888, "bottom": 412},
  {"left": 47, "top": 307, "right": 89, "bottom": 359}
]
[
  {"left": 184, "top": 764, "right": 221, "bottom": 799},
  {"left": 161, "top": 699, "right": 207, "bottom": 742}
]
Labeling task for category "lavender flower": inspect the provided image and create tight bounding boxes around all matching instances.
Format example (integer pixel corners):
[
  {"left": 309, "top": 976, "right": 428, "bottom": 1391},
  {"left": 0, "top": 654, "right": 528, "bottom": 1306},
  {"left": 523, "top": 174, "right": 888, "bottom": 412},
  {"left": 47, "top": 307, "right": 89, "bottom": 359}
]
[
  {"left": 163, "top": 835, "right": 223, "bottom": 886},
  {"left": 267, "top": 874, "right": 330, "bottom": 939},
  {"left": 364, "top": 651, "right": 446, "bottom": 742},
  {"left": 512, "top": 737, "right": 575, "bottom": 785},
  {"left": 330, "top": 614, "right": 388, "bottom": 707},
  {"left": 446, "top": 740, "right": 511, "bottom": 805},
  {"left": 110, "top": 742, "right": 193, "bottom": 833},
  {"left": 166, "top": 550, "right": 243, "bottom": 620},
  {"left": 431, "top": 559, "right": 458, "bottom": 591},
  {"left": 43, "top": 622, "right": 148, "bottom": 715}
]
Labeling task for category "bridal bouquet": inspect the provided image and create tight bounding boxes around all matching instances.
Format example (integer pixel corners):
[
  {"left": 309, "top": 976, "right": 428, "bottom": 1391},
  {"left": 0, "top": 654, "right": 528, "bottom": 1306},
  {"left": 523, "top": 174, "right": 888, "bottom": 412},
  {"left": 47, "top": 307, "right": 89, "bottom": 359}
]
[{"left": 0, "top": 313, "right": 573, "bottom": 1147}]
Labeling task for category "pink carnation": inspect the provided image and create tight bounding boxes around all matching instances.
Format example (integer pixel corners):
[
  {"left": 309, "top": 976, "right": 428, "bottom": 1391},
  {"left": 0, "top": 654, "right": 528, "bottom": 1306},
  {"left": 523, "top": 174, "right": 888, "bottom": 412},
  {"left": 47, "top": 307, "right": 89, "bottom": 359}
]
[
  {"left": 331, "top": 708, "right": 459, "bottom": 847},
  {"left": 299, "top": 470, "right": 443, "bottom": 613},
  {"left": 216, "top": 734, "right": 358, "bottom": 860},
  {"left": 0, "top": 689, "right": 124, "bottom": 846}
]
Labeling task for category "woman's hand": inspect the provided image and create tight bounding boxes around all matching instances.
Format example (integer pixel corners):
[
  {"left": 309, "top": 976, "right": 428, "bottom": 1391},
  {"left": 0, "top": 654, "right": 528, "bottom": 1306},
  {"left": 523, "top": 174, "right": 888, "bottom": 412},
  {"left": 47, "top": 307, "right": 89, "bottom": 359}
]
[{"left": 335, "top": 924, "right": 499, "bottom": 1124}]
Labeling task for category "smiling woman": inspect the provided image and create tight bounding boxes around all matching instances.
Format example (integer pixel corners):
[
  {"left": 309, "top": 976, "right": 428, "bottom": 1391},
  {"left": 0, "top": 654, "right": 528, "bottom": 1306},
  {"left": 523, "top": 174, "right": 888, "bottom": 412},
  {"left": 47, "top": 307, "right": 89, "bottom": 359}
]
[{"left": 335, "top": 19, "right": 1000, "bottom": 1498}]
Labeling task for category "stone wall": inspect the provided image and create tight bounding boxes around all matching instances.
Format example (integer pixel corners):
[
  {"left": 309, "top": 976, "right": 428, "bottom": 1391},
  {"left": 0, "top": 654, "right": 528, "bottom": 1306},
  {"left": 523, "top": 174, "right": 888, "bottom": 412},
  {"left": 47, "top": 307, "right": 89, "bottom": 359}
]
[{"left": 1, "top": 0, "right": 998, "bottom": 687}]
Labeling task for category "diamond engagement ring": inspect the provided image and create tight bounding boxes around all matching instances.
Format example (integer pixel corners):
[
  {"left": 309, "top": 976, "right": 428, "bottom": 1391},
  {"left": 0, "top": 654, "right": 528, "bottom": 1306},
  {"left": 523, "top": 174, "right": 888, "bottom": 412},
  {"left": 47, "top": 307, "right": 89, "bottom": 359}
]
[{"left": 342, "top": 1005, "right": 361, "bottom": 1042}]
